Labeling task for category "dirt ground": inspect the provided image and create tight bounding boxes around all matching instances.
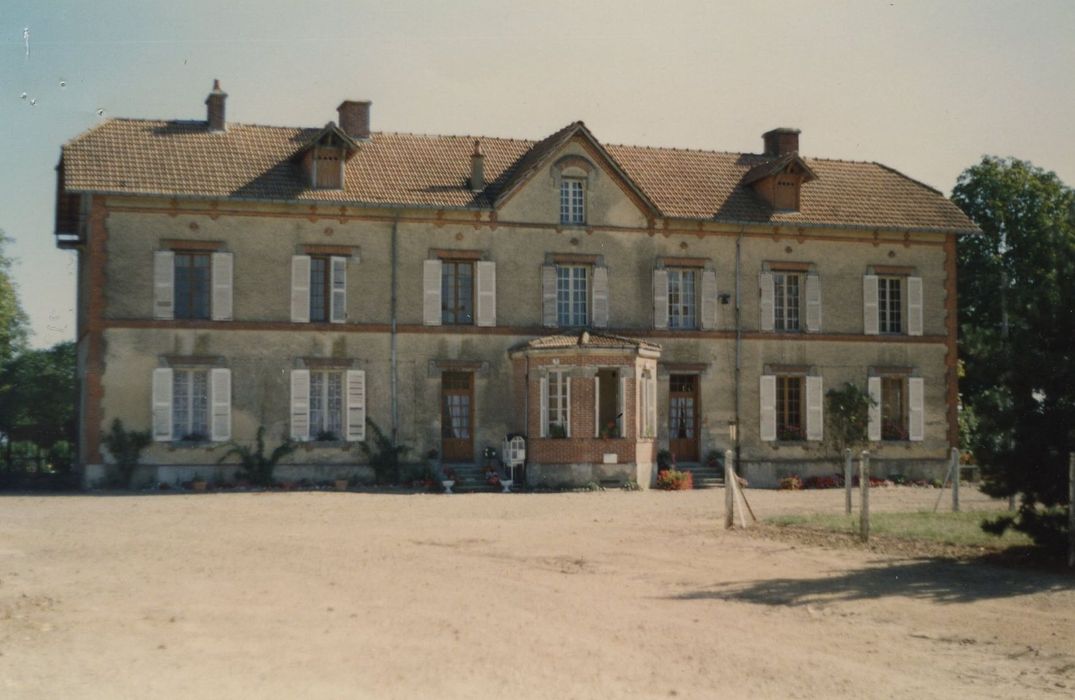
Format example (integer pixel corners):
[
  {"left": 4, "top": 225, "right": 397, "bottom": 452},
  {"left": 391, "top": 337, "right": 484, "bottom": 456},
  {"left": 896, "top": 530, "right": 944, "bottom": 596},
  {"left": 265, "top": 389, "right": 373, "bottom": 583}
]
[{"left": 1, "top": 486, "right": 1072, "bottom": 699}]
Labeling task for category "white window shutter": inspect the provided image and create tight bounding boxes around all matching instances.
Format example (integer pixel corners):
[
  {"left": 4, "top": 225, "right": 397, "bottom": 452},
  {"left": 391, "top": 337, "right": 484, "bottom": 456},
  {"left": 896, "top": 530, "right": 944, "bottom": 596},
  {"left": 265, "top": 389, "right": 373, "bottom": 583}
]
[
  {"left": 330, "top": 256, "right": 347, "bottom": 323},
  {"left": 290, "top": 255, "right": 311, "bottom": 323},
  {"left": 153, "top": 251, "right": 175, "bottom": 320},
  {"left": 907, "top": 276, "right": 923, "bottom": 336},
  {"left": 210, "top": 368, "right": 231, "bottom": 442},
  {"left": 647, "top": 374, "right": 657, "bottom": 438},
  {"left": 476, "top": 260, "right": 496, "bottom": 327},
  {"left": 593, "top": 375, "right": 600, "bottom": 437},
  {"left": 423, "top": 259, "right": 442, "bottom": 326},
  {"left": 867, "top": 376, "right": 882, "bottom": 441},
  {"left": 290, "top": 369, "right": 310, "bottom": 441},
  {"left": 759, "top": 375, "right": 776, "bottom": 442},
  {"left": 541, "top": 265, "right": 557, "bottom": 328},
  {"left": 539, "top": 376, "right": 549, "bottom": 437},
  {"left": 618, "top": 376, "right": 626, "bottom": 437},
  {"left": 564, "top": 377, "right": 572, "bottom": 438},
  {"left": 759, "top": 271, "right": 775, "bottom": 331},
  {"left": 805, "top": 273, "right": 821, "bottom": 332},
  {"left": 345, "top": 369, "right": 366, "bottom": 442},
  {"left": 908, "top": 377, "right": 924, "bottom": 441},
  {"left": 653, "top": 268, "right": 669, "bottom": 330},
  {"left": 863, "top": 274, "right": 879, "bottom": 335},
  {"left": 806, "top": 375, "right": 823, "bottom": 441},
  {"left": 700, "top": 269, "right": 718, "bottom": 330},
  {"left": 151, "top": 367, "right": 173, "bottom": 442},
  {"left": 592, "top": 266, "right": 609, "bottom": 328},
  {"left": 210, "top": 252, "right": 233, "bottom": 321}
]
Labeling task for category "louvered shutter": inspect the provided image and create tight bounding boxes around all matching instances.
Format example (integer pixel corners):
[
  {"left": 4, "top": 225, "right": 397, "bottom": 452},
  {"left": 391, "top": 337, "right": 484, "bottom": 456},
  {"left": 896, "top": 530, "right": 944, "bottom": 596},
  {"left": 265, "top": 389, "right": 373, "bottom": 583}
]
[
  {"left": 593, "top": 375, "right": 600, "bottom": 437},
  {"left": 805, "top": 375, "right": 823, "bottom": 441},
  {"left": 210, "top": 368, "right": 231, "bottom": 442},
  {"left": 210, "top": 252, "right": 233, "bottom": 321},
  {"left": 907, "top": 276, "right": 923, "bottom": 336},
  {"left": 805, "top": 273, "right": 821, "bottom": 332},
  {"left": 345, "top": 370, "right": 366, "bottom": 442},
  {"left": 908, "top": 377, "right": 924, "bottom": 441},
  {"left": 700, "top": 269, "right": 718, "bottom": 330},
  {"left": 290, "top": 369, "right": 310, "bottom": 441},
  {"left": 591, "top": 266, "right": 609, "bottom": 328},
  {"left": 867, "top": 376, "right": 882, "bottom": 441},
  {"left": 618, "top": 376, "right": 626, "bottom": 438},
  {"left": 476, "top": 261, "right": 496, "bottom": 327},
  {"left": 541, "top": 264, "right": 557, "bottom": 327},
  {"left": 759, "top": 375, "right": 776, "bottom": 442},
  {"left": 330, "top": 256, "right": 347, "bottom": 323},
  {"left": 539, "top": 375, "right": 549, "bottom": 437},
  {"left": 653, "top": 269, "right": 669, "bottom": 329},
  {"left": 290, "top": 255, "right": 311, "bottom": 323},
  {"left": 759, "top": 271, "right": 775, "bottom": 331},
  {"left": 153, "top": 251, "right": 175, "bottom": 320},
  {"left": 151, "top": 368, "right": 173, "bottom": 441},
  {"left": 422, "top": 259, "right": 442, "bottom": 326},
  {"left": 564, "top": 376, "right": 572, "bottom": 438},
  {"left": 863, "top": 275, "right": 879, "bottom": 335}
]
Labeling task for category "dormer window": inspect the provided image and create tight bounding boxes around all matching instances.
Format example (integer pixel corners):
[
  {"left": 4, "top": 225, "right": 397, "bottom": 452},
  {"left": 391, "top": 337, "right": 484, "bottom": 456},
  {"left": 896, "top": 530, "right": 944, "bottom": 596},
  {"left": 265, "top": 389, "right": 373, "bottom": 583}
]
[
  {"left": 560, "top": 178, "right": 585, "bottom": 225},
  {"left": 743, "top": 153, "right": 817, "bottom": 213},
  {"left": 314, "top": 147, "right": 343, "bottom": 189}
]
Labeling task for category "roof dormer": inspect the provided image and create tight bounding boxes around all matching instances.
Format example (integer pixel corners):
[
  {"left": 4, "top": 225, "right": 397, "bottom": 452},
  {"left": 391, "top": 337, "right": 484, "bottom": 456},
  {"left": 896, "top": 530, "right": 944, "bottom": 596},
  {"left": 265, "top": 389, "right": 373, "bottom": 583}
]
[
  {"left": 296, "top": 122, "right": 359, "bottom": 190},
  {"left": 743, "top": 129, "right": 817, "bottom": 212}
]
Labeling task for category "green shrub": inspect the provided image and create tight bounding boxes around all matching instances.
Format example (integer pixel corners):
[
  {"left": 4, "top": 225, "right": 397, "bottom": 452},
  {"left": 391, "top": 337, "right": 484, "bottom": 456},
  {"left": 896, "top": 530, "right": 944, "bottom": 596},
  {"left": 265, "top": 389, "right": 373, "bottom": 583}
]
[
  {"left": 358, "top": 418, "right": 410, "bottom": 484},
  {"left": 101, "top": 419, "right": 152, "bottom": 488},
  {"left": 218, "top": 427, "right": 295, "bottom": 487}
]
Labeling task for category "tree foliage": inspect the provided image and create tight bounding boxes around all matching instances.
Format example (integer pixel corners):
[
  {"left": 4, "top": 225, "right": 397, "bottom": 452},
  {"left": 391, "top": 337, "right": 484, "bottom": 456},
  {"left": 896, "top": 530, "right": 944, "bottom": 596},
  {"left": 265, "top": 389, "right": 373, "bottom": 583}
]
[
  {"left": 825, "top": 382, "right": 874, "bottom": 458},
  {"left": 0, "top": 341, "right": 76, "bottom": 465},
  {"left": 0, "top": 231, "right": 29, "bottom": 367},
  {"left": 952, "top": 156, "right": 1075, "bottom": 550}
]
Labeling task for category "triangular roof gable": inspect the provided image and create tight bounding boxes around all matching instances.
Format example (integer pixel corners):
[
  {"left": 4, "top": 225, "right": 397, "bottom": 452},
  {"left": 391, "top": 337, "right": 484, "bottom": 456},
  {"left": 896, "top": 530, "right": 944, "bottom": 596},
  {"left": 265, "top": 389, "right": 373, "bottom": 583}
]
[
  {"left": 741, "top": 152, "right": 817, "bottom": 186},
  {"left": 294, "top": 122, "right": 360, "bottom": 160},
  {"left": 493, "top": 121, "right": 661, "bottom": 216}
]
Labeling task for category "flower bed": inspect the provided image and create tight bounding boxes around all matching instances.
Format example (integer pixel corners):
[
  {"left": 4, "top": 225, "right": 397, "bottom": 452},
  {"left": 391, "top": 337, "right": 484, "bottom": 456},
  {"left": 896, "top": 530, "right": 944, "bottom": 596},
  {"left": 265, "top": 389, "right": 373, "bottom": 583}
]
[{"left": 656, "top": 469, "right": 693, "bottom": 491}]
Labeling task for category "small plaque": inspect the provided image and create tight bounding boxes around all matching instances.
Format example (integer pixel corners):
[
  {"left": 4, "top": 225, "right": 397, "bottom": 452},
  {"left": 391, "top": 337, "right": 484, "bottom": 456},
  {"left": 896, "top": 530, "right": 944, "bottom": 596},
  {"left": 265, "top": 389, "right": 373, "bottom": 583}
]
[{"left": 602, "top": 453, "right": 618, "bottom": 464}]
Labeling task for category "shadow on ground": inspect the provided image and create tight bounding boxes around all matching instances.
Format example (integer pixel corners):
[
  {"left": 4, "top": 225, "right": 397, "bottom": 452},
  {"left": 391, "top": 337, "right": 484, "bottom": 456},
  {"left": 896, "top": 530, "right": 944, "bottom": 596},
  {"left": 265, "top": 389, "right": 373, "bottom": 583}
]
[{"left": 670, "top": 557, "right": 1075, "bottom": 606}]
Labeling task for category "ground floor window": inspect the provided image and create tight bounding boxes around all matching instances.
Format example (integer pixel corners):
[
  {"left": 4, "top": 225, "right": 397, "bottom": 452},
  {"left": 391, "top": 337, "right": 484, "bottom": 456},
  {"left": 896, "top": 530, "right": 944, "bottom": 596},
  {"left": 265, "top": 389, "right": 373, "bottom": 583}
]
[
  {"left": 310, "top": 371, "right": 344, "bottom": 440},
  {"left": 881, "top": 376, "right": 908, "bottom": 441},
  {"left": 546, "top": 370, "right": 570, "bottom": 437},
  {"left": 776, "top": 375, "right": 804, "bottom": 441},
  {"left": 172, "top": 369, "right": 209, "bottom": 441}
]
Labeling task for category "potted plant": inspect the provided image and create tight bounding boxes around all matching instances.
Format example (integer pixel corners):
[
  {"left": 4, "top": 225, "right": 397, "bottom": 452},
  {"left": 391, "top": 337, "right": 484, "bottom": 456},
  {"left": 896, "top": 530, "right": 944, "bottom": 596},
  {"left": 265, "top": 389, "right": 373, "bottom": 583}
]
[
  {"left": 334, "top": 475, "right": 349, "bottom": 491},
  {"left": 191, "top": 475, "right": 208, "bottom": 492},
  {"left": 441, "top": 466, "right": 458, "bottom": 494}
]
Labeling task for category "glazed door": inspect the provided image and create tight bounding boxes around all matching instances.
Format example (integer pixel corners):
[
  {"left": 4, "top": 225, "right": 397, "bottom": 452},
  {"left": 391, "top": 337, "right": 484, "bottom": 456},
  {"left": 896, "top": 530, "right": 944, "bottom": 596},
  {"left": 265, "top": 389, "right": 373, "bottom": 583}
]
[
  {"left": 441, "top": 372, "right": 474, "bottom": 462},
  {"left": 668, "top": 374, "right": 699, "bottom": 463}
]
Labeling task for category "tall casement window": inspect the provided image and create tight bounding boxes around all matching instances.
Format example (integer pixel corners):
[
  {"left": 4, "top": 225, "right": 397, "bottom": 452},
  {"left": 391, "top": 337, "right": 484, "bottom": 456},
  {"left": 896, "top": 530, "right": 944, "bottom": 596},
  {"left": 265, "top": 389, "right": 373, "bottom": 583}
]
[
  {"left": 667, "top": 268, "right": 698, "bottom": 329},
  {"left": 867, "top": 374, "right": 924, "bottom": 442},
  {"left": 289, "top": 368, "right": 366, "bottom": 442},
  {"left": 173, "top": 369, "right": 210, "bottom": 440},
  {"left": 154, "top": 249, "right": 233, "bottom": 321},
  {"left": 760, "top": 373, "right": 823, "bottom": 442},
  {"left": 880, "top": 376, "right": 906, "bottom": 441},
  {"left": 776, "top": 376, "right": 804, "bottom": 441},
  {"left": 309, "top": 371, "right": 344, "bottom": 440},
  {"left": 441, "top": 260, "right": 474, "bottom": 325},
  {"left": 151, "top": 366, "right": 231, "bottom": 443},
  {"left": 556, "top": 265, "right": 589, "bottom": 327},
  {"left": 309, "top": 256, "right": 331, "bottom": 323},
  {"left": 542, "top": 370, "right": 570, "bottom": 438},
  {"left": 291, "top": 255, "right": 348, "bottom": 324},
  {"left": 878, "top": 276, "right": 902, "bottom": 334},
  {"left": 560, "top": 178, "right": 585, "bottom": 225},
  {"left": 773, "top": 271, "right": 801, "bottom": 331}
]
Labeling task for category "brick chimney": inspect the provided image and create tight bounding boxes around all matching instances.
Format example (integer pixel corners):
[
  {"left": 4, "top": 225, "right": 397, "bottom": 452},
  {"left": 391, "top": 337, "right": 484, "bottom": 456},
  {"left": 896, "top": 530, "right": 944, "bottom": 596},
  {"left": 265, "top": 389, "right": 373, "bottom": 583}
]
[
  {"left": 470, "top": 140, "right": 484, "bottom": 192},
  {"left": 205, "top": 79, "right": 227, "bottom": 132},
  {"left": 762, "top": 127, "right": 800, "bottom": 157},
  {"left": 337, "top": 100, "right": 371, "bottom": 140}
]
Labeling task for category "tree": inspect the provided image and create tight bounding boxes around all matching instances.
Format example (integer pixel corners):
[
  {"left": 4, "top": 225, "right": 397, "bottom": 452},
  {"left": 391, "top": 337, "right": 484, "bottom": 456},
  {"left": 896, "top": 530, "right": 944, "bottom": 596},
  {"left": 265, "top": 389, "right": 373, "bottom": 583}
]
[
  {"left": 825, "top": 382, "right": 874, "bottom": 459},
  {"left": 952, "top": 156, "right": 1075, "bottom": 551},
  {"left": 0, "top": 341, "right": 76, "bottom": 470},
  {"left": 0, "top": 231, "right": 29, "bottom": 368}
]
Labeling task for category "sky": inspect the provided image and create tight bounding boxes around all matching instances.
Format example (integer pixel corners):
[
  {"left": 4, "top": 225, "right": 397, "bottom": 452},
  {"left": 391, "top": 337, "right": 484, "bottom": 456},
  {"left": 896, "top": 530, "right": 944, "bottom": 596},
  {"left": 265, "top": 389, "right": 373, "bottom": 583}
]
[{"left": 2, "top": 0, "right": 1073, "bottom": 348}]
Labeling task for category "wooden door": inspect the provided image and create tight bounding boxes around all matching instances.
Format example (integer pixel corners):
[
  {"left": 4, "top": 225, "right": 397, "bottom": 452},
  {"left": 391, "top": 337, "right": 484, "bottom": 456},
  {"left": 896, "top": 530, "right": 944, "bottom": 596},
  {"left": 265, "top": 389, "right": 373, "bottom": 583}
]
[
  {"left": 668, "top": 374, "right": 699, "bottom": 463},
  {"left": 441, "top": 372, "right": 474, "bottom": 462}
]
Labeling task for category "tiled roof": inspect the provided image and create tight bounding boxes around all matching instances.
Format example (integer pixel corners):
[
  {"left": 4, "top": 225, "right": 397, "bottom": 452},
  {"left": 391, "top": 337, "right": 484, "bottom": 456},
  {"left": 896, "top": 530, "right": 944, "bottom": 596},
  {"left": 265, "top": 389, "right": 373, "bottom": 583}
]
[
  {"left": 60, "top": 118, "right": 977, "bottom": 232},
  {"left": 517, "top": 331, "right": 662, "bottom": 353}
]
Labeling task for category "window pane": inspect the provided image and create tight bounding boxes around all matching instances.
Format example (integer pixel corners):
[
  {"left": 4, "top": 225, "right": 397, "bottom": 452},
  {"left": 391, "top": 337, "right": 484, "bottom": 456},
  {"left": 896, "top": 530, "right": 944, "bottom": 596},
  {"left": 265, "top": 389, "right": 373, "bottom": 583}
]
[
  {"left": 327, "top": 372, "right": 343, "bottom": 438},
  {"left": 777, "top": 376, "right": 803, "bottom": 440},
  {"left": 191, "top": 370, "right": 209, "bottom": 437},
  {"left": 172, "top": 370, "right": 189, "bottom": 438},
  {"left": 881, "top": 376, "right": 905, "bottom": 440},
  {"left": 309, "top": 257, "right": 327, "bottom": 322},
  {"left": 310, "top": 372, "right": 324, "bottom": 435}
]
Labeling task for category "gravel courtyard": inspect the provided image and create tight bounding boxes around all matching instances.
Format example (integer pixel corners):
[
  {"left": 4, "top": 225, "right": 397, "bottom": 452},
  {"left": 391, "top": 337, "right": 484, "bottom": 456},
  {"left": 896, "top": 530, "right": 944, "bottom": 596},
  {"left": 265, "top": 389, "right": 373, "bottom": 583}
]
[{"left": 1, "top": 487, "right": 1072, "bottom": 699}]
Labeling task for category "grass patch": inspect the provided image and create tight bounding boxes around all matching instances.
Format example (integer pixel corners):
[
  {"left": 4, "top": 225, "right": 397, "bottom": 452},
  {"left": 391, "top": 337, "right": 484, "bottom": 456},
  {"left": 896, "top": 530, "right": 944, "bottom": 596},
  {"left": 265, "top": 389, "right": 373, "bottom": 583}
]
[{"left": 767, "top": 511, "right": 1033, "bottom": 549}]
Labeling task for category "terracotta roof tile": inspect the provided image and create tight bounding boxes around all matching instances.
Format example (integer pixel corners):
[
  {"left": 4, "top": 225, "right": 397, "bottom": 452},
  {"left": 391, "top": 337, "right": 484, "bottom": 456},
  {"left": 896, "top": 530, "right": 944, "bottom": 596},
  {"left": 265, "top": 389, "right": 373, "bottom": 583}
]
[{"left": 60, "top": 118, "right": 977, "bottom": 232}]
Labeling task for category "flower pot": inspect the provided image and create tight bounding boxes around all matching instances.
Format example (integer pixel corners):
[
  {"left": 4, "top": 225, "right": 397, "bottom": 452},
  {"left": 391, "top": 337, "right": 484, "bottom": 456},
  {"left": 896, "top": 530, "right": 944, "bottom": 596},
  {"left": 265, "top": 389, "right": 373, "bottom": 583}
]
[
  {"left": 441, "top": 479, "right": 455, "bottom": 494},
  {"left": 500, "top": 479, "right": 513, "bottom": 494},
  {"left": 192, "top": 480, "right": 207, "bottom": 492},
  {"left": 334, "top": 479, "right": 348, "bottom": 491}
]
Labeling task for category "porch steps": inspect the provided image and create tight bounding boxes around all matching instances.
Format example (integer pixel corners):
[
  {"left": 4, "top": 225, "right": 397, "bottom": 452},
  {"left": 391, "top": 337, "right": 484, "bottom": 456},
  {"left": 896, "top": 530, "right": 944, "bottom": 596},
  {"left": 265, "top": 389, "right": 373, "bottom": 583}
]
[
  {"left": 682, "top": 464, "right": 724, "bottom": 490},
  {"left": 444, "top": 464, "right": 501, "bottom": 493}
]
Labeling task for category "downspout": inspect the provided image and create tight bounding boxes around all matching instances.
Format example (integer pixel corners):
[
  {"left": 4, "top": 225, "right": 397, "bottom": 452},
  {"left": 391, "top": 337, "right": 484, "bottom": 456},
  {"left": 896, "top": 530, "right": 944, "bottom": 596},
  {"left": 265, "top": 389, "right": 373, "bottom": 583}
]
[
  {"left": 390, "top": 213, "right": 400, "bottom": 444},
  {"left": 734, "top": 229, "right": 743, "bottom": 469}
]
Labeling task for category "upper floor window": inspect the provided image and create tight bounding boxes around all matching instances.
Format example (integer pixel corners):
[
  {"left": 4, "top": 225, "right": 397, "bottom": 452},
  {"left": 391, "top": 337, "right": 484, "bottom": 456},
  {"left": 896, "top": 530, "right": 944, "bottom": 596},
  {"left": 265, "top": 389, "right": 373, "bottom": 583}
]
[
  {"left": 154, "top": 248, "right": 232, "bottom": 322},
  {"left": 309, "top": 256, "right": 330, "bottom": 323},
  {"left": 667, "top": 268, "right": 698, "bottom": 329},
  {"left": 291, "top": 254, "right": 347, "bottom": 324},
  {"left": 556, "top": 264, "right": 589, "bottom": 326},
  {"left": 773, "top": 271, "right": 801, "bottom": 332},
  {"left": 560, "top": 178, "right": 585, "bottom": 225},
  {"left": 878, "top": 276, "right": 902, "bottom": 334},
  {"left": 441, "top": 260, "right": 474, "bottom": 325}
]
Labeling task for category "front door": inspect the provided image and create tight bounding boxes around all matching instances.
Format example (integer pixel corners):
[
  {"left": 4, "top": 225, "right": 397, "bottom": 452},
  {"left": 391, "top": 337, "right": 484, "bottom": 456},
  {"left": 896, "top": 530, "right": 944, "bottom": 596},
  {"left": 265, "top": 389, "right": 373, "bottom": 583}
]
[
  {"left": 668, "top": 374, "right": 699, "bottom": 463},
  {"left": 441, "top": 371, "right": 474, "bottom": 462}
]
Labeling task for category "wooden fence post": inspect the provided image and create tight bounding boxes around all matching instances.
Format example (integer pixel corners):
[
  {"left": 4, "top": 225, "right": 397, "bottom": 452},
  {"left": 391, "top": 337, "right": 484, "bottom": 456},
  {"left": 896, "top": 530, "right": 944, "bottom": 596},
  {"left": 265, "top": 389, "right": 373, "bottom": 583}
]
[
  {"left": 1068, "top": 452, "right": 1074, "bottom": 569},
  {"left": 951, "top": 447, "right": 961, "bottom": 513},
  {"left": 859, "top": 450, "right": 870, "bottom": 543},
  {"left": 724, "top": 449, "right": 735, "bottom": 530},
  {"left": 844, "top": 448, "right": 853, "bottom": 515}
]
